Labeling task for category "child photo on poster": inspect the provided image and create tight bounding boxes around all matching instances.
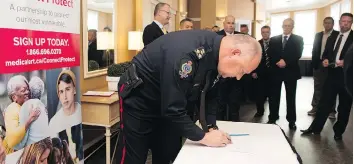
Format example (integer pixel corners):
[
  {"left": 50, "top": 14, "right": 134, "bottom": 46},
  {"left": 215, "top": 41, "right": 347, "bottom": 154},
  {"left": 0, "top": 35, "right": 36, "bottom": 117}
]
[{"left": 47, "top": 67, "right": 84, "bottom": 163}]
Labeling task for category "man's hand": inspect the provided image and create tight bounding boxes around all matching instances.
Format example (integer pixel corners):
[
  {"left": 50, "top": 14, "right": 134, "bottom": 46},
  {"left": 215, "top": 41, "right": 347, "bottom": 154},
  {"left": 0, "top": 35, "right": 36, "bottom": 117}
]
[
  {"left": 336, "top": 60, "right": 344, "bottom": 67},
  {"left": 0, "top": 138, "right": 5, "bottom": 164},
  {"left": 251, "top": 73, "right": 258, "bottom": 79},
  {"left": 276, "top": 59, "right": 286, "bottom": 68},
  {"left": 199, "top": 130, "right": 231, "bottom": 147},
  {"left": 323, "top": 59, "right": 329, "bottom": 67}
]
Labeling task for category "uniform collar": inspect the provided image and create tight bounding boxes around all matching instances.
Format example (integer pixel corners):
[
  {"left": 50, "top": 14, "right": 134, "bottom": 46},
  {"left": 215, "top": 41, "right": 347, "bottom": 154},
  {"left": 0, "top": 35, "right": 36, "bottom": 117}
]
[{"left": 212, "top": 35, "right": 223, "bottom": 67}]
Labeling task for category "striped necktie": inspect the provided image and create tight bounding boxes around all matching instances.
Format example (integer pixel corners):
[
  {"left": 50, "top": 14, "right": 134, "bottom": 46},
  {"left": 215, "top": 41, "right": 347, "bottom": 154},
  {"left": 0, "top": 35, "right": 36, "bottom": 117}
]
[{"left": 264, "top": 41, "right": 270, "bottom": 68}]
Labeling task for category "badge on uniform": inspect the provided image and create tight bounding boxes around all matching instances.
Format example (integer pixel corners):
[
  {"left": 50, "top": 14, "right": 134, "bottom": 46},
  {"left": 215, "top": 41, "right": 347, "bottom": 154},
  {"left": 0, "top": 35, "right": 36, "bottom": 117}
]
[
  {"left": 179, "top": 61, "right": 193, "bottom": 78},
  {"left": 194, "top": 47, "right": 206, "bottom": 59}
]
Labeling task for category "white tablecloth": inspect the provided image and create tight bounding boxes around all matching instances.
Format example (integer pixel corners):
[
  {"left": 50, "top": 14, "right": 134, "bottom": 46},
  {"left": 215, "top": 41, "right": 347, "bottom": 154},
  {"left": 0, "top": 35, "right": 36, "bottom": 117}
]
[{"left": 174, "top": 121, "right": 301, "bottom": 164}]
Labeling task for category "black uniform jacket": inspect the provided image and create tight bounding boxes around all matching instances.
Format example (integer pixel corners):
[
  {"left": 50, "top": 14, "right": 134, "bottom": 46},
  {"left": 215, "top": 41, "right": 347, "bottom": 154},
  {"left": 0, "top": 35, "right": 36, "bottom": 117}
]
[{"left": 122, "top": 30, "right": 223, "bottom": 141}]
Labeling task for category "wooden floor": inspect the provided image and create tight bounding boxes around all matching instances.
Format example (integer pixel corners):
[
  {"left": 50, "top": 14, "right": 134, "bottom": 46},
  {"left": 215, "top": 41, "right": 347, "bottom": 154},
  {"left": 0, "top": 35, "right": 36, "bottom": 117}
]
[{"left": 84, "top": 77, "right": 353, "bottom": 164}]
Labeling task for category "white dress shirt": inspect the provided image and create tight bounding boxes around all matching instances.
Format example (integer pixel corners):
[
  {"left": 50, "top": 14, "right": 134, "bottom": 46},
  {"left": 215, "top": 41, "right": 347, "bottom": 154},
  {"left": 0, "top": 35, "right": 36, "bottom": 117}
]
[
  {"left": 225, "top": 31, "right": 233, "bottom": 36},
  {"left": 334, "top": 30, "right": 351, "bottom": 65}
]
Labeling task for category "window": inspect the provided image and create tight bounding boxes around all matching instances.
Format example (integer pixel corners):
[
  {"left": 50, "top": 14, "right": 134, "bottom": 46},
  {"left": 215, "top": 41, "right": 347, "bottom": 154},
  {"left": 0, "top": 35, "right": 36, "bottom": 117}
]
[
  {"left": 341, "top": 0, "right": 351, "bottom": 13},
  {"left": 331, "top": 2, "right": 341, "bottom": 31},
  {"left": 294, "top": 10, "right": 317, "bottom": 59},
  {"left": 87, "top": 10, "right": 98, "bottom": 30},
  {"left": 331, "top": 0, "right": 352, "bottom": 31},
  {"left": 270, "top": 13, "right": 290, "bottom": 37}
]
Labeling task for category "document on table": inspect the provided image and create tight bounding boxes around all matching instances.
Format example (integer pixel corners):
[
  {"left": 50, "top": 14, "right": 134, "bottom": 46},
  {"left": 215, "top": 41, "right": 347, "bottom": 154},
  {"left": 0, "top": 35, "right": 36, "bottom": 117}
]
[
  {"left": 174, "top": 122, "right": 301, "bottom": 164},
  {"left": 83, "top": 91, "right": 115, "bottom": 97}
]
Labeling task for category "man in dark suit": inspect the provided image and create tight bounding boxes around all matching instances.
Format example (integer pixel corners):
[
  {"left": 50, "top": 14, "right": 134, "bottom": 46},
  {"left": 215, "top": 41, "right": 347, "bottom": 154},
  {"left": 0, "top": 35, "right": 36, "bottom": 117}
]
[
  {"left": 309, "top": 17, "right": 339, "bottom": 118},
  {"left": 343, "top": 44, "right": 353, "bottom": 97},
  {"left": 142, "top": 2, "right": 171, "bottom": 46},
  {"left": 217, "top": 15, "right": 241, "bottom": 36},
  {"left": 252, "top": 25, "right": 272, "bottom": 117},
  {"left": 88, "top": 29, "right": 103, "bottom": 67},
  {"left": 267, "top": 18, "right": 304, "bottom": 130},
  {"left": 301, "top": 13, "right": 353, "bottom": 140},
  {"left": 215, "top": 15, "right": 242, "bottom": 121},
  {"left": 240, "top": 24, "right": 249, "bottom": 35}
]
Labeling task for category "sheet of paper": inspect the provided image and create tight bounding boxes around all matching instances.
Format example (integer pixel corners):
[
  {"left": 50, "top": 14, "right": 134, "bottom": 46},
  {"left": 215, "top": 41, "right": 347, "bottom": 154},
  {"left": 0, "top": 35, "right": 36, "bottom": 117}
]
[
  {"left": 174, "top": 122, "right": 300, "bottom": 164},
  {"left": 83, "top": 91, "right": 114, "bottom": 97}
]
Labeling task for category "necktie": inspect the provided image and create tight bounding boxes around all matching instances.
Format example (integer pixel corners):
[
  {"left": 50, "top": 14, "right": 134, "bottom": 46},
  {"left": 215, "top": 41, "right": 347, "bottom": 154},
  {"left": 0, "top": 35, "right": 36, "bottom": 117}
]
[
  {"left": 162, "top": 28, "right": 167, "bottom": 34},
  {"left": 333, "top": 34, "right": 344, "bottom": 59},
  {"left": 264, "top": 41, "right": 270, "bottom": 68},
  {"left": 282, "top": 35, "right": 288, "bottom": 49}
]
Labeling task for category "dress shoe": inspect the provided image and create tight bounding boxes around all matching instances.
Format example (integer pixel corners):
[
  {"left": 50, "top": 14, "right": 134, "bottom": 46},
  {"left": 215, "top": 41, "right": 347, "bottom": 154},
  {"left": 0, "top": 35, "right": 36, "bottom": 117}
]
[
  {"left": 289, "top": 122, "right": 297, "bottom": 130},
  {"left": 334, "top": 135, "right": 342, "bottom": 141},
  {"left": 267, "top": 120, "right": 276, "bottom": 124},
  {"left": 254, "top": 112, "right": 264, "bottom": 117},
  {"left": 300, "top": 128, "right": 320, "bottom": 135}
]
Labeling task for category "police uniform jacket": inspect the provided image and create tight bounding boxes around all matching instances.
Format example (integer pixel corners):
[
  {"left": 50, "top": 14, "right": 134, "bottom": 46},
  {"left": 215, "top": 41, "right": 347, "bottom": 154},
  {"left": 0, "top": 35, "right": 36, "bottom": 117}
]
[{"left": 125, "top": 30, "right": 223, "bottom": 141}]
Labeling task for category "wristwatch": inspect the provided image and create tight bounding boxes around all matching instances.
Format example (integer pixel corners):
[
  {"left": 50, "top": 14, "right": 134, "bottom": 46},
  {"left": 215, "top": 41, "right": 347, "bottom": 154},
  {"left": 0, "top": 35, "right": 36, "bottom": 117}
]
[{"left": 207, "top": 124, "right": 218, "bottom": 130}]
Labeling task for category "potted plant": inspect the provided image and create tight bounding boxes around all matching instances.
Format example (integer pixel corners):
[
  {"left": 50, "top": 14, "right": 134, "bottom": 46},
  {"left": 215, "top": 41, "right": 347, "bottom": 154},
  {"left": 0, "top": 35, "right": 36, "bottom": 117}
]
[
  {"left": 106, "top": 61, "right": 131, "bottom": 91},
  {"left": 88, "top": 60, "right": 99, "bottom": 72}
]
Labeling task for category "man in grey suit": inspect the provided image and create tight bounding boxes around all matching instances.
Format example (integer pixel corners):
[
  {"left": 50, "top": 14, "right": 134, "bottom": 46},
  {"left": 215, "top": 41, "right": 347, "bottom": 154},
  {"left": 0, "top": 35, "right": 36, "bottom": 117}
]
[{"left": 309, "top": 17, "right": 339, "bottom": 118}]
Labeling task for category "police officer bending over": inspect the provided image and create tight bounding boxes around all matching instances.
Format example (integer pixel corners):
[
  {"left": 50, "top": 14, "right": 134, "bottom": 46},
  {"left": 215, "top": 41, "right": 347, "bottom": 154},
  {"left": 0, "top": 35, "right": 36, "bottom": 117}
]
[{"left": 116, "top": 30, "right": 262, "bottom": 164}]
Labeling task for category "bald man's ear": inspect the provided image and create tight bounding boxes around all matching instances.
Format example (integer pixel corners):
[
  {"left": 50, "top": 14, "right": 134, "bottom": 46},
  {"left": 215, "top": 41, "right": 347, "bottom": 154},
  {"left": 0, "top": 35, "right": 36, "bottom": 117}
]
[{"left": 231, "top": 48, "right": 242, "bottom": 56}]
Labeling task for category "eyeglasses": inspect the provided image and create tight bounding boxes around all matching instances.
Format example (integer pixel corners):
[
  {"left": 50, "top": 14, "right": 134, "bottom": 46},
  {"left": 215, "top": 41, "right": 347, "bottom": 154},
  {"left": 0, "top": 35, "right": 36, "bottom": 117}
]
[
  {"left": 159, "top": 10, "right": 171, "bottom": 16},
  {"left": 282, "top": 25, "right": 293, "bottom": 28}
]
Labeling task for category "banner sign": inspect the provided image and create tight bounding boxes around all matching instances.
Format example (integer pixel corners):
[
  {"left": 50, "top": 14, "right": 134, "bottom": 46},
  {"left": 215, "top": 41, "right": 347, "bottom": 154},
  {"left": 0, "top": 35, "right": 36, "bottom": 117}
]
[{"left": 0, "top": 0, "right": 83, "bottom": 163}]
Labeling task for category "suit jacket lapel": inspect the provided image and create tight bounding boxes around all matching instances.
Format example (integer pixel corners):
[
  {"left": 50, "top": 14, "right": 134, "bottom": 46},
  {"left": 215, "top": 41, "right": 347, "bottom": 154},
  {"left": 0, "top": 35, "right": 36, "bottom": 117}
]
[
  {"left": 222, "top": 30, "right": 226, "bottom": 36},
  {"left": 286, "top": 34, "right": 293, "bottom": 47},
  {"left": 318, "top": 32, "right": 324, "bottom": 51},
  {"left": 259, "top": 40, "right": 264, "bottom": 53},
  {"left": 278, "top": 35, "right": 283, "bottom": 50},
  {"left": 340, "top": 30, "right": 353, "bottom": 58},
  {"left": 152, "top": 21, "right": 164, "bottom": 35}
]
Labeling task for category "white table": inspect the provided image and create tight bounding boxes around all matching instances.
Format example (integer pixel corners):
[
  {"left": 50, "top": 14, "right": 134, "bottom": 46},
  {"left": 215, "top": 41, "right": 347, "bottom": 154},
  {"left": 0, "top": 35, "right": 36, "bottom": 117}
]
[{"left": 174, "top": 121, "right": 301, "bottom": 164}]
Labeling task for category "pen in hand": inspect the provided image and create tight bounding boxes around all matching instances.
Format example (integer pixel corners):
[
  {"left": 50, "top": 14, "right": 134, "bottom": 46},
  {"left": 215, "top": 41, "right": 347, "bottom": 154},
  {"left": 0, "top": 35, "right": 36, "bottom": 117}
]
[{"left": 229, "top": 134, "right": 249, "bottom": 137}]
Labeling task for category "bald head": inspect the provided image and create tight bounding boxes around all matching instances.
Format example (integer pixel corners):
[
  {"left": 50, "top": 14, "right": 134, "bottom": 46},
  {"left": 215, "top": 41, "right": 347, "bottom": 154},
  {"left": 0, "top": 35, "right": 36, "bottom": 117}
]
[
  {"left": 224, "top": 15, "right": 235, "bottom": 22},
  {"left": 282, "top": 18, "right": 294, "bottom": 35},
  {"left": 223, "top": 15, "right": 236, "bottom": 34},
  {"left": 218, "top": 34, "right": 262, "bottom": 80}
]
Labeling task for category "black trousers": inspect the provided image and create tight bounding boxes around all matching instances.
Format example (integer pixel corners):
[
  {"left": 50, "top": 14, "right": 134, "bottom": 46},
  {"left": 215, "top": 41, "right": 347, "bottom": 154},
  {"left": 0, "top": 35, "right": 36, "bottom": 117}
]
[
  {"left": 254, "top": 71, "right": 271, "bottom": 114},
  {"left": 310, "top": 68, "right": 353, "bottom": 135},
  {"left": 311, "top": 64, "right": 336, "bottom": 112},
  {"left": 268, "top": 78, "right": 297, "bottom": 122},
  {"left": 116, "top": 85, "right": 182, "bottom": 164},
  {"left": 217, "top": 78, "right": 242, "bottom": 121}
]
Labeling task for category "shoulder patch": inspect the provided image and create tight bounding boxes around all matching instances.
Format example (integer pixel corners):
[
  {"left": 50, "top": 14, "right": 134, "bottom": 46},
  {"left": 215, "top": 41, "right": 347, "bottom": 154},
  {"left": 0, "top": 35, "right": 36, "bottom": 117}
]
[
  {"left": 179, "top": 60, "right": 193, "bottom": 78},
  {"left": 194, "top": 47, "right": 206, "bottom": 59}
]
